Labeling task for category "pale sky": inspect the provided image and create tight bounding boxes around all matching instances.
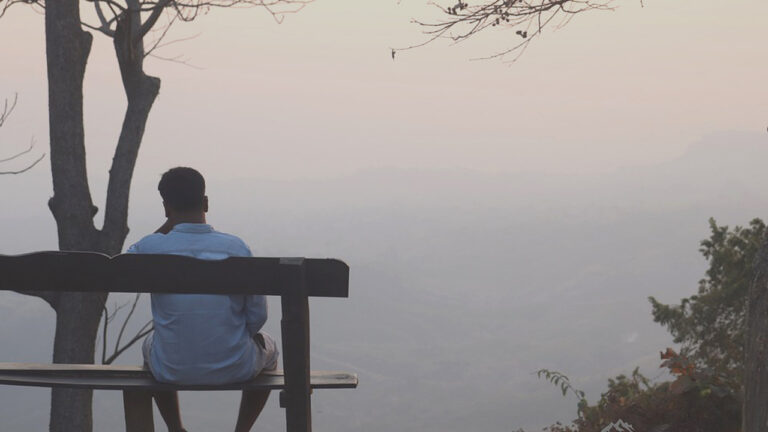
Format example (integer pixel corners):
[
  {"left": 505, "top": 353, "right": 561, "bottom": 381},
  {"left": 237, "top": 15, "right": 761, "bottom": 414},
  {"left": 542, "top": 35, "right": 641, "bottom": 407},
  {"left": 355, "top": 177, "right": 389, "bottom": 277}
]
[{"left": 0, "top": 0, "right": 766, "bottom": 185}]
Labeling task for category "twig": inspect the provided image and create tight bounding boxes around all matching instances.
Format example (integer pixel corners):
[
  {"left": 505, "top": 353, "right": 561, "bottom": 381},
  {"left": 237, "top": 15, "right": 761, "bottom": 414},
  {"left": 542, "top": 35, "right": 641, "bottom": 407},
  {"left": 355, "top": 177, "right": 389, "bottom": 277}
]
[
  {"left": 0, "top": 134, "right": 46, "bottom": 176},
  {"left": 148, "top": 53, "right": 204, "bottom": 69},
  {"left": 1, "top": 96, "right": 47, "bottom": 175},
  {"left": 0, "top": 141, "right": 33, "bottom": 164},
  {"left": 100, "top": 293, "right": 155, "bottom": 365},
  {"left": 114, "top": 293, "right": 141, "bottom": 353},
  {"left": 101, "top": 306, "right": 109, "bottom": 364},
  {"left": 104, "top": 321, "right": 154, "bottom": 365},
  {"left": 0, "top": 93, "right": 18, "bottom": 128},
  {"left": 0, "top": 152, "right": 45, "bottom": 175},
  {"left": 400, "top": 0, "right": 611, "bottom": 60}
]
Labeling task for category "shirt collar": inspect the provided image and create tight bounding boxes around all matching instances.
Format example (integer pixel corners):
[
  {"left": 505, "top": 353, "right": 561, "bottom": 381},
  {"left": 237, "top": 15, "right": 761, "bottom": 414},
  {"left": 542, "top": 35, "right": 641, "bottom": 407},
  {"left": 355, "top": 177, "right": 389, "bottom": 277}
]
[{"left": 171, "top": 223, "right": 214, "bottom": 234}]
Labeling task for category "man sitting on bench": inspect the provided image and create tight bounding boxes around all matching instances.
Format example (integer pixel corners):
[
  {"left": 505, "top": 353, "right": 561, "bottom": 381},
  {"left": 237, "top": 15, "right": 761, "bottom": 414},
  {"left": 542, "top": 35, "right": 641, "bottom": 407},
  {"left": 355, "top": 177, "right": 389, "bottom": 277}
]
[{"left": 127, "top": 167, "right": 279, "bottom": 432}]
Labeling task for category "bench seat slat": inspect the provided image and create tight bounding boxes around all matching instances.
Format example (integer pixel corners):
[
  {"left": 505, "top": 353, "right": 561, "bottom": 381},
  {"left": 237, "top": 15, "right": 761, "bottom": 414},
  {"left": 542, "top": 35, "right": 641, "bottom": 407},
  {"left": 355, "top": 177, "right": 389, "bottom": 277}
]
[{"left": 0, "top": 363, "right": 357, "bottom": 391}]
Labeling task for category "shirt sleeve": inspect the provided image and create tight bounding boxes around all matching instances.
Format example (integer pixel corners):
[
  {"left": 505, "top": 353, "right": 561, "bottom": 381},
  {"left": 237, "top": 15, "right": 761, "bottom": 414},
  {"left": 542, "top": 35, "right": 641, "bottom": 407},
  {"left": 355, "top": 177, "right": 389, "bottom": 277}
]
[
  {"left": 237, "top": 238, "right": 267, "bottom": 335},
  {"left": 245, "top": 295, "right": 268, "bottom": 336},
  {"left": 125, "top": 233, "right": 165, "bottom": 254}
]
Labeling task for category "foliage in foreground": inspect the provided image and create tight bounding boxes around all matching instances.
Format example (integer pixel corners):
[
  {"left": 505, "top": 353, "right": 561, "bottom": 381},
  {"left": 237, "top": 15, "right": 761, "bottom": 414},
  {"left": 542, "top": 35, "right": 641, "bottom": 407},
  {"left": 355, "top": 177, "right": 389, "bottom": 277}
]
[
  {"left": 524, "top": 218, "right": 765, "bottom": 432},
  {"left": 649, "top": 217, "right": 766, "bottom": 394},
  {"left": 536, "top": 350, "right": 740, "bottom": 432}
]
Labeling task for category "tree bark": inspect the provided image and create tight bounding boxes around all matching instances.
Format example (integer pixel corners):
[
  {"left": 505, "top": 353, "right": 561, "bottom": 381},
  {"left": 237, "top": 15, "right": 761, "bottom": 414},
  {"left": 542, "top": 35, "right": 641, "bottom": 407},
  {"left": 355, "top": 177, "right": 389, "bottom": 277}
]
[
  {"left": 44, "top": 2, "right": 106, "bottom": 431},
  {"left": 43, "top": 2, "right": 160, "bottom": 431},
  {"left": 50, "top": 293, "right": 108, "bottom": 432},
  {"left": 46, "top": 1, "right": 96, "bottom": 244},
  {"left": 743, "top": 237, "right": 768, "bottom": 432},
  {"left": 101, "top": 4, "right": 160, "bottom": 253}
]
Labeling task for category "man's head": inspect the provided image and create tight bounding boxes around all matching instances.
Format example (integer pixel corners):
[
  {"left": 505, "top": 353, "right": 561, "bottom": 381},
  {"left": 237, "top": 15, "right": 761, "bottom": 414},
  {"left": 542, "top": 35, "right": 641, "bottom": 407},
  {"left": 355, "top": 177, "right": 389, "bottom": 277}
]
[{"left": 158, "top": 167, "right": 208, "bottom": 218}]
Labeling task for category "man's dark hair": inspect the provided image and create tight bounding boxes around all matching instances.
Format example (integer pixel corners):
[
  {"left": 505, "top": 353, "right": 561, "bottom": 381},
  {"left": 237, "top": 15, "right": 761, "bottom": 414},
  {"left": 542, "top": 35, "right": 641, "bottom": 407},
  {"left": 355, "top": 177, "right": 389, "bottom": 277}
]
[{"left": 158, "top": 167, "right": 206, "bottom": 211}]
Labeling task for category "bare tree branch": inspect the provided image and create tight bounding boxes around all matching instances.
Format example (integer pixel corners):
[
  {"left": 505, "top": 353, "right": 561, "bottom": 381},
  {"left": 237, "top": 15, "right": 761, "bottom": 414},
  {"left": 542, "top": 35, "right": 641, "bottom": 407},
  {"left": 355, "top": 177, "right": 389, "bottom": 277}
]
[
  {"left": 100, "top": 306, "right": 109, "bottom": 364},
  {"left": 80, "top": 0, "right": 312, "bottom": 39},
  {"left": 99, "top": 294, "right": 154, "bottom": 365},
  {"left": 0, "top": 93, "right": 17, "bottom": 128},
  {"left": 103, "top": 321, "right": 152, "bottom": 365},
  {"left": 400, "top": 0, "right": 613, "bottom": 60},
  {"left": 0, "top": 0, "right": 32, "bottom": 19},
  {"left": 114, "top": 293, "right": 141, "bottom": 352},
  {"left": 0, "top": 140, "right": 33, "bottom": 163},
  {"left": 138, "top": 0, "right": 172, "bottom": 37},
  {"left": 0, "top": 150, "right": 45, "bottom": 175},
  {"left": 99, "top": 298, "right": 133, "bottom": 363},
  {"left": 0, "top": 95, "right": 46, "bottom": 175},
  {"left": 148, "top": 52, "right": 205, "bottom": 69},
  {"left": 93, "top": 0, "right": 118, "bottom": 35},
  {"left": 138, "top": 0, "right": 312, "bottom": 56},
  {"left": 143, "top": 13, "right": 183, "bottom": 58}
]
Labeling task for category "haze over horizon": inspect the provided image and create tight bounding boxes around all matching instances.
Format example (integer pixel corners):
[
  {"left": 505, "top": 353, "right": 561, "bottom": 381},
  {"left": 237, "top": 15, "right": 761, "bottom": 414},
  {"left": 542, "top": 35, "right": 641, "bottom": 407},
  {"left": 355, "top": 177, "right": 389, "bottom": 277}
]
[{"left": 1, "top": 132, "right": 767, "bottom": 430}]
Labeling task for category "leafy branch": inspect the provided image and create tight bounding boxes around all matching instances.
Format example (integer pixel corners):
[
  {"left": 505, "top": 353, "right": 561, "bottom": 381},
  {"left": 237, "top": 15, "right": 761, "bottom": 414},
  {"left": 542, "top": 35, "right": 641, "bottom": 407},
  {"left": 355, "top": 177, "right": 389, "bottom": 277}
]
[
  {"left": 537, "top": 368, "right": 586, "bottom": 399},
  {"left": 536, "top": 368, "right": 589, "bottom": 416}
]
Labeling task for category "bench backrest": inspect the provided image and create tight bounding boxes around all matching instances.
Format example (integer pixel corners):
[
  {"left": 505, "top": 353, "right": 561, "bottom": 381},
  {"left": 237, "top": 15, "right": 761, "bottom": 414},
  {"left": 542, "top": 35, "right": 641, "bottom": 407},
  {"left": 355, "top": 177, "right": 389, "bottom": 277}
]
[
  {"left": 0, "top": 251, "right": 349, "bottom": 432},
  {"left": 0, "top": 251, "right": 349, "bottom": 297}
]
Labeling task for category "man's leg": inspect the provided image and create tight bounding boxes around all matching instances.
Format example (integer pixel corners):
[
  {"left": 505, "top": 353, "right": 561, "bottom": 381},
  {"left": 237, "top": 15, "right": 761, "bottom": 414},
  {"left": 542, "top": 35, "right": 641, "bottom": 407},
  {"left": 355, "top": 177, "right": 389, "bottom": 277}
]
[
  {"left": 234, "top": 389, "right": 271, "bottom": 432},
  {"left": 235, "top": 332, "right": 279, "bottom": 432},
  {"left": 143, "top": 335, "right": 184, "bottom": 432},
  {"left": 153, "top": 391, "right": 186, "bottom": 432}
]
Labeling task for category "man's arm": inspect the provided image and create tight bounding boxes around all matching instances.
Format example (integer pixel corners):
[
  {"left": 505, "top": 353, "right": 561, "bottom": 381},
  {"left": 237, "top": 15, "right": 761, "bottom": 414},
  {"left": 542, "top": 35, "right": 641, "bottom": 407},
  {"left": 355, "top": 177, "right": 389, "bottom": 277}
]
[
  {"left": 245, "top": 295, "right": 268, "bottom": 336},
  {"left": 236, "top": 240, "right": 267, "bottom": 335}
]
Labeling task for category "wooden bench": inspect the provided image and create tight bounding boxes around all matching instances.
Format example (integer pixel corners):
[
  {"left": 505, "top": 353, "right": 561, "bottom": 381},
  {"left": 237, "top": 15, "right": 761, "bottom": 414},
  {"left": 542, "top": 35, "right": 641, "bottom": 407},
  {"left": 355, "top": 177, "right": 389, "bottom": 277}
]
[{"left": 0, "top": 251, "right": 358, "bottom": 432}]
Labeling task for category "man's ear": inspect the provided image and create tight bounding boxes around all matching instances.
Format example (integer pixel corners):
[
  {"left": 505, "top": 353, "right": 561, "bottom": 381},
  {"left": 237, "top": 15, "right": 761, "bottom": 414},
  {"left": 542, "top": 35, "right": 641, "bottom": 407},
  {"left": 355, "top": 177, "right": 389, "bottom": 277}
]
[
  {"left": 162, "top": 201, "right": 169, "bottom": 218},
  {"left": 203, "top": 196, "right": 209, "bottom": 213}
]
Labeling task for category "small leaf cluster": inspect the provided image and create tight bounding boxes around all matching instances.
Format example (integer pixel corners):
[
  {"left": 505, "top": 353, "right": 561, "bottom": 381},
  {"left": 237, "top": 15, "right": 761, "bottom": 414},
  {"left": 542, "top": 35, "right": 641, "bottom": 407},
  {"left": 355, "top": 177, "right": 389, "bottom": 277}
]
[
  {"left": 490, "top": 6, "right": 515, "bottom": 27},
  {"left": 536, "top": 369, "right": 587, "bottom": 400},
  {"left": 446, "top": 1, "right": 468, "bottom": 15}
]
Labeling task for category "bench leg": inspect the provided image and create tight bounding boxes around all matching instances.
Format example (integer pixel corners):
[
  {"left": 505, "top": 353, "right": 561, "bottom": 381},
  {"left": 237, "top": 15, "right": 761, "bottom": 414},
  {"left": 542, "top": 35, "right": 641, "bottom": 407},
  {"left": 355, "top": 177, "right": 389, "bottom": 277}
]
[
  {"left": 123, "top": 390, "right": 155, "bottom": 432},
  {"left": 280, "top": 261, "right": 312, "bottom": 432}
]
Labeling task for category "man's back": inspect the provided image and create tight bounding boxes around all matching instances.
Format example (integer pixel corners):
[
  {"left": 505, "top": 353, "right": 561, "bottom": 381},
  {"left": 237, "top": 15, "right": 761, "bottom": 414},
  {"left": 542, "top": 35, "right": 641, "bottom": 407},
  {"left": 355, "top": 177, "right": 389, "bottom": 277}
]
[
  {"left": 131, "top": 167, "right": 278, "bottom": 432},
  {"left": 128, "top": 223, "right": 268, "bottom": 385}
]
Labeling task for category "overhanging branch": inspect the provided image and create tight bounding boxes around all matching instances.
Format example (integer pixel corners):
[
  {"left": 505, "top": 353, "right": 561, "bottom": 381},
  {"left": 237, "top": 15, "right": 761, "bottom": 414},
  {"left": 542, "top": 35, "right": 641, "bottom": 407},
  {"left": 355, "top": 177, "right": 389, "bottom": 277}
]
[{"left": 400, "top": 0, "right": 612, "bottom": 60}]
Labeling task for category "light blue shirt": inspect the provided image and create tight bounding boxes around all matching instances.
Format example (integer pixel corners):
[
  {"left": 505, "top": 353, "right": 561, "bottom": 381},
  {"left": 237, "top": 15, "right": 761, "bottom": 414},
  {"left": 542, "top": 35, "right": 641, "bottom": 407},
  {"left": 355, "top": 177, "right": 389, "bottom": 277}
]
[{"left": 127, "top": 223, "right": 267, "bottom": 384}]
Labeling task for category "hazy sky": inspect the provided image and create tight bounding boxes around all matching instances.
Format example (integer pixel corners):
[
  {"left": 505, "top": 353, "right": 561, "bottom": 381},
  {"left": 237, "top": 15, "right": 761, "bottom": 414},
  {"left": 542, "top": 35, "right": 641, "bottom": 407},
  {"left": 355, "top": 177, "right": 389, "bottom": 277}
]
[{"left": 0, "top": 0, "right": 766, "bottom": 185}]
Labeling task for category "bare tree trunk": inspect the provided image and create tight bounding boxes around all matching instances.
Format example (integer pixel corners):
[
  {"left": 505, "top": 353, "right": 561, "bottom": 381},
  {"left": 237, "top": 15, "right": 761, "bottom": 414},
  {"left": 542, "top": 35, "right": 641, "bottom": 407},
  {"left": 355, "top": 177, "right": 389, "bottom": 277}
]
[
  {"left": 743, "top": 237, "right": 768, "bottom": 432},
  {"left": 101, "top": 4, "right": 160, "bottom": 253},
  {"left": 43, "top": 2, "right": 159, "bottom": 431},
  {"left": 50, "top": 294, "right": 107, "bottom": 432},
  {"left": 44, "top": 2, "right": 106, "bottom": 431}
]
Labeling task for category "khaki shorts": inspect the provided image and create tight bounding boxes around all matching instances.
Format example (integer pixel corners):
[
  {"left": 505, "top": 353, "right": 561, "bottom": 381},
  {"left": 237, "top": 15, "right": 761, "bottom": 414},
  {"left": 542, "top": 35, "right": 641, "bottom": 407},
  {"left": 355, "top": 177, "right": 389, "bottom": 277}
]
[{"left": 142, "top": 331, "right": 279, "bottom": 377}]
